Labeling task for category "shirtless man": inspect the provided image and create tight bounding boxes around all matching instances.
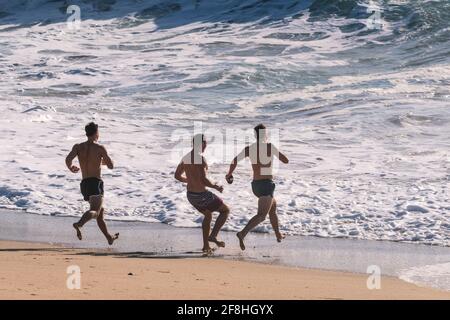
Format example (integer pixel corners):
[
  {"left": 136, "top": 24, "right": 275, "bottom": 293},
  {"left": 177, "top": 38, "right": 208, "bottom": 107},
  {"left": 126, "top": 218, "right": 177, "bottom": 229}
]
[
  {"left": 175, "top": 134, "right": 230, "bottom": 253},
  {"left": 65, "top": 122, "right": 119, "bottom": 245},
  {"left": 226, "top": 124, "right": 289, "bottom": 250}
]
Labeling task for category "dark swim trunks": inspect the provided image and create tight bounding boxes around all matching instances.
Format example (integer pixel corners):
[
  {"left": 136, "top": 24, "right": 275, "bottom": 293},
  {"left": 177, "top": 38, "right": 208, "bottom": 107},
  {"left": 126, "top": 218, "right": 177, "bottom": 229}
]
[
  {"left": 251, "top": 179, "right": 275, "bottom": 198},
  {"left": 187, "top": 191, "right": 223, "bottom": 212},
  {"left": 80, "top": 177, "right": 104, "bottom": 201}
]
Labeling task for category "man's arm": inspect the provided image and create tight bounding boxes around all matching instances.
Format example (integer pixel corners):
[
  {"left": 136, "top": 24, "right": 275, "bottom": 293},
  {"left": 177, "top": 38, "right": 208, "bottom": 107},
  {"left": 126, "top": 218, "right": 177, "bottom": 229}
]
[
  {"left": 226, "top": 146, "right": 249, "bottom": 178},
  {"left": 174, "top": 162, "right": 187, "bottom": 183},
  {"left": 65, "top": 144, "right": 80, "bottom": 173},
  {"left": 100, "top": 146, "right": 114, "bottom": 169},
  {"left": 271, "top": 144, "right": 289, "bottom": 164},
  {"left": 201, "top": 158, "right": 223, "bottom": 193}
]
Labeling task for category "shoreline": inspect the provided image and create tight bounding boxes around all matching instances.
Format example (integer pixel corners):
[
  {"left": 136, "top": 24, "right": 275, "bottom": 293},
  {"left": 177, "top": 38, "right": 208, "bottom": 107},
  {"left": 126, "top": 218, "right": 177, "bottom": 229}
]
[
  {"left": 7, "top": 207, "right": 450, "bottom": 249},
  {"left": 1, "top": 209, "right": 450, "bottom": 295},
  {"left": 1, "top": 240, "right": 449, "bottom": 300}
]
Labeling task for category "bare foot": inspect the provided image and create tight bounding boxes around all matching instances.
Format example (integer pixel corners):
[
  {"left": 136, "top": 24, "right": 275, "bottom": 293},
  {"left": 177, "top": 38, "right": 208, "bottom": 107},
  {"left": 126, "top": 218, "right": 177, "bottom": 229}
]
[
  {"left": 276, "top": 233, "right": 286, "bottom": 243},
  {"left": 237, "top": 232, "right": 246, "bottom": 251},
  {"left": 202, "top": 247, "right": 216, "bottom": 256},
  {"left": 107, "top": 233, "right": 119, "bottom": 245},
  {"left": 73, "top": 223, "right": 82, "bottom": 240},
  {"left": 208, "top": 236, "right": 225, "bottom": 248}
]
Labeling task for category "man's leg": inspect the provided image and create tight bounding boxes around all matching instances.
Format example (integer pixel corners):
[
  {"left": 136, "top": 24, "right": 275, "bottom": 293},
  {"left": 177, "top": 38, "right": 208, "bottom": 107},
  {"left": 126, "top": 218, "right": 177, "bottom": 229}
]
[
  {"left": 201, "top": 211, "right": 213, "bottom": 252},
  {"left": 73, "top": 195, "right": 103, "bottom": 240},
  {"left": 237, "top": 196, "right": 273, "bottom": 250},
  {"left": 208, "top": 204, "right": 230, "bottom": 248},
  {"left": 96, "top": 207, "right": 119, "bottom": 245},
  {"left": 268, "top": 199, "right": 284, "bottom": 242}
]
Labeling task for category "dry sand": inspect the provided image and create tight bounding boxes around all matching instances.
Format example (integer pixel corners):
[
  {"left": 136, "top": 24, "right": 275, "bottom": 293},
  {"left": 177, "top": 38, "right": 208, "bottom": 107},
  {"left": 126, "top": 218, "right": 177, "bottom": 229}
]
[{"left": 0, "top": 240, "right": 449, "bottom": 300}]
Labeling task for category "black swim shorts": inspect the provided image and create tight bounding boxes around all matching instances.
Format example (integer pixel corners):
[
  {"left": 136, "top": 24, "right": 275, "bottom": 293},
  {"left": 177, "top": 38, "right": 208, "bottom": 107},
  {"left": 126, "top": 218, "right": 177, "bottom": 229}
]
[
  {"left": 80, "top": 177, "right": 104, "bottom": 201},
  {"left": 251, "top": 179, "right": 275, "bottom": 198}
]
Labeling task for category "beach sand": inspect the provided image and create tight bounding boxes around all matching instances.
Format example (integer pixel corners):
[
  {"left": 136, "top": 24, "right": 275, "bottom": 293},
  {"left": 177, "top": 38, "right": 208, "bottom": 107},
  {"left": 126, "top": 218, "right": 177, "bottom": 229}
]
[{"left": 1, "top": 240, "right": 449, "bottom": 300}]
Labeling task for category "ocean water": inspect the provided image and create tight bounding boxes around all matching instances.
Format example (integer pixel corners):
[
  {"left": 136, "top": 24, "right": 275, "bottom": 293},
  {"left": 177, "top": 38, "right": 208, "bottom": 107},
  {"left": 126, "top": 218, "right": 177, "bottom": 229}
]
[
  {"left": 399, "top": 262, "right": 450, "bottom": 292},
  {"left": 0, "top": 0, "right": 449, "bottom": 246}
]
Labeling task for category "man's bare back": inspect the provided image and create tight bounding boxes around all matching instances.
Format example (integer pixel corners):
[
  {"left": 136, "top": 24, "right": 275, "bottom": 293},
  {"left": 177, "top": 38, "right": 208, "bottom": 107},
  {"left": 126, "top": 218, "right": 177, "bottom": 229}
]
[
  {"left": 175, "top": 134, "right": 229, "bottom": 253},
  {"left": 232, "top": 142, "right": 288, "bottom": 181},
  {"left": 67, "top": 141, "right": 113, "bottom": 179},
  {"left": 226, "top": 124, "right": 289, "bottom": 250},
  {"left": 180, "top": 152, "right": 212, "bottom": 193},
  {"left": 65, "top": 122, "right": 117, "bottom": 245},
  {"left": 248, "top": 142, "right": 277, "bottom": 181}
]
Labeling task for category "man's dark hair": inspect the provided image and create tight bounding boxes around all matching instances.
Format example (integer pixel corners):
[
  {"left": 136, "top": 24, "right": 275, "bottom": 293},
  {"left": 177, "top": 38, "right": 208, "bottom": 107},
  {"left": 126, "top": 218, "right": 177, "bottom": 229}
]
[
  {"left": 192, "top": 133, "right": 205, "bottom": 144},
  {"left": 85, "top": 122, "right": 98, "bottom": 137},
  {"left": 254, "top": 123, "right": 266, "bottom": 140},
  {"left": 192, "top": 134, "right": 205, "bottom": 150}
]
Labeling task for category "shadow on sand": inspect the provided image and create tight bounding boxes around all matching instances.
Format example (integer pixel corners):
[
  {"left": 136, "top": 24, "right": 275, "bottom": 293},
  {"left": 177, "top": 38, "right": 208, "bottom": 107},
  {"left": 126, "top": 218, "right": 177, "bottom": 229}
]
[
  {"left": 74, "top": 250, "right": 223, "bottom": 259},
  {"left": 0, "top": 246, "right": 224, "bottom": 259}
]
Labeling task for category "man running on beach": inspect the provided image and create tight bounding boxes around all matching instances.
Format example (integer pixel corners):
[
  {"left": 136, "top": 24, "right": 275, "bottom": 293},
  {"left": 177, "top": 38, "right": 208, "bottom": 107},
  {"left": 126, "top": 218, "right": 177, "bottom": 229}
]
[
  {"left": 226, "top": 124, "right": 289, "bottom": 250},
  {"left": 175, "top": 134, "right": 230, "bottom": 254},
  {"left": 65, "top": 122, "right": 119, "bottom": 245}
]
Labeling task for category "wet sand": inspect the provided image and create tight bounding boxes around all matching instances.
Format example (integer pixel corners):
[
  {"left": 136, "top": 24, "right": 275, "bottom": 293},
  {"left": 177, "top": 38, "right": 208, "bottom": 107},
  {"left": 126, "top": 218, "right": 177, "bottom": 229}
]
[
  {"left": 1, "top": 209, "right": 449, "bottom": 299},
  {"left": 1, "top": 240, "right": 449, "bottom": 300}
]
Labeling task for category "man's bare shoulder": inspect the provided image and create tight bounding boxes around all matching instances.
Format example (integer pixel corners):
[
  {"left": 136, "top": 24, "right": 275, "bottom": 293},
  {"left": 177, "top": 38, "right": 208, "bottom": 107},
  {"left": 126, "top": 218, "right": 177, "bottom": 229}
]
[
  {"left": 67, "top": 143, "right": 80, "bottom": 156},
  {"left": 268, "top": 143, "right": 279, "bottom": 153},
  {"left": 95, "top": 143, "right": 108, "bottom": 153},
  {"left": 181, "top": 152, "right": 205, "bottom": 166},
  {"left": 77, "top": 141, "right": 89, "bottom": 149},
  {"left": 247, "top": 143, "right": 257, "bottom": 154},
  {"left": 181, "top": 152, "right": 192, "bottom": 164},
  {"left": 72, "top": 143, "right": 80, "bottom": 150},
  {"left": 72, "top": 142, "right": 86, "bottom": 153}
]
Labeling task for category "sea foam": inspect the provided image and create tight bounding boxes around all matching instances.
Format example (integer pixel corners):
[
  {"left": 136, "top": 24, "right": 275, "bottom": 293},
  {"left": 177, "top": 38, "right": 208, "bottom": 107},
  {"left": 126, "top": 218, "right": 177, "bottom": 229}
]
[{"left": 0, "top": 0, "right": 449, "bottom": 246}]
